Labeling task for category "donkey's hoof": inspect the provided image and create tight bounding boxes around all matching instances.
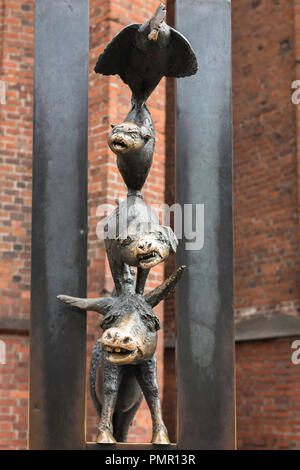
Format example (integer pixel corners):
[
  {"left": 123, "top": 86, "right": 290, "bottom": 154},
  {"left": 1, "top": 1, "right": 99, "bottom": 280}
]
[
  {"left": 152, "top": 429, "right": 170, "bottom": 445},
  {"left": 96, "top": 429, "right": 116, "bottom": 444}
]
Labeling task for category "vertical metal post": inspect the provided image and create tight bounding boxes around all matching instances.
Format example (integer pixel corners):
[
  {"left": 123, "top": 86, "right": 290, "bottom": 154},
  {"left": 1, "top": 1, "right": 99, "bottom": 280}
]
[
  {"left": 29, "top": 0, "right": 89, "bottom": 449},
  {"left": 176, "top": 0, "right": 235, "bottom": 449}
]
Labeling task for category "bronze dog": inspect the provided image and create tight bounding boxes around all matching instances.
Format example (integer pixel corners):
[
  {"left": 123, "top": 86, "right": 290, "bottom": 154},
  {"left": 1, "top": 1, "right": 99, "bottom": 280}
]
[{"left": 104, "top": 193, "right": 177, "bottom": 295}]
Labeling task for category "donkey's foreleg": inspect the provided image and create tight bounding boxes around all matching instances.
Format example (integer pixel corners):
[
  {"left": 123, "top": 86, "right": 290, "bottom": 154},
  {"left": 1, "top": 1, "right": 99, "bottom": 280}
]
[{"left": 96, "top": 359, "right": 122, "bottom": 444}]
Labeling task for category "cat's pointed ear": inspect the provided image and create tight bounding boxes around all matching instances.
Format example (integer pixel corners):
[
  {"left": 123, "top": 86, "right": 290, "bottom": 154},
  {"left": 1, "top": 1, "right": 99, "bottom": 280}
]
[
  {"left": 144, "top": 266, "right": 186, "bottom": 307},
  {"left": 57, "top": 295, "right": 114, "bottom": 315},
  {"left": 111, "top": 124, "right": 116, "bottom": 129}
]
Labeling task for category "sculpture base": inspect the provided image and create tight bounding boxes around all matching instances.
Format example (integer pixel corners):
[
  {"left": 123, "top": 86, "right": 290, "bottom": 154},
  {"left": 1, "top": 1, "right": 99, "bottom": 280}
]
[{"left": 86, "top": 442, "right": 176, "bottom": 450}]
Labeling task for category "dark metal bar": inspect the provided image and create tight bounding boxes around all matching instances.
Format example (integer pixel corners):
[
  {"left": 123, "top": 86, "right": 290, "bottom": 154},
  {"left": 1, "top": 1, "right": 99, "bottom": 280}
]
[
  {"left": 175, "top": 0, "right": 234, "bottom": 449},
  {"left": 29, "top": 0, "right": 89, "bottom": 450}
]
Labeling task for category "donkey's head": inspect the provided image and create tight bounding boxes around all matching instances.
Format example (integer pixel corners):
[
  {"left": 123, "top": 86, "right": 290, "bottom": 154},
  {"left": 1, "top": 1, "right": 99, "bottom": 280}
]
[{"left": 57, "top": 266, "right": 185, "bottom": 365}]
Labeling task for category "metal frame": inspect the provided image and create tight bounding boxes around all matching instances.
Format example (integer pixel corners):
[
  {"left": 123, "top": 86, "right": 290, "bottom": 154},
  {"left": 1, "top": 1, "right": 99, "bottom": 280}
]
[
  {"left": 176, "top": 0, "right": 235, "bottom": 450},
  {"left": 29, "top": 0, "right": 234, "bottom": 450},
  {"left": 29, "top": 0, "right": 89, "bottom": 450}
]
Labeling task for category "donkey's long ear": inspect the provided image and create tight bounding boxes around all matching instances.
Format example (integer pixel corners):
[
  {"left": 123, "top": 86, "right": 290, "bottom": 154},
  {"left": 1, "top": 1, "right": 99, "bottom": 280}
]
[
  {"left": 144, "top": 265, "right": 186, "bottom": 308},
  {"left": 57, "top": 295, "right": 114, "bottom": 315}
]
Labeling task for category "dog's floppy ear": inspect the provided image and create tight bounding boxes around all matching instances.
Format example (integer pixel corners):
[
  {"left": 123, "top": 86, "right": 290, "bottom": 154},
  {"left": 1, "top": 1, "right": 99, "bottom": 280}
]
[{"left": 161, "top": 226, "right": 178, "bottom": 253}]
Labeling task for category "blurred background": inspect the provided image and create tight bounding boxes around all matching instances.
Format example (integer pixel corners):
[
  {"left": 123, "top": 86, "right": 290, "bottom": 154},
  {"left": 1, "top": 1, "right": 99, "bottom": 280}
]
[{"left": 0, "top": 0, "right": 300, "bottom": 449}]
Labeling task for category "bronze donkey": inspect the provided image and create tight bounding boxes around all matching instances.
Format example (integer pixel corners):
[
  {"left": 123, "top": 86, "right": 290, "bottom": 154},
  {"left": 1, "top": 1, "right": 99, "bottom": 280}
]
[{"left": 58, "top": 266, "right": 184, "bottom": 444}]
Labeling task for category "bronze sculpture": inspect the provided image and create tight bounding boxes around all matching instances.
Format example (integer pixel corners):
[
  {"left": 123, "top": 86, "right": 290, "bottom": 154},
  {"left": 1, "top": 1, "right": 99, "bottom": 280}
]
[
  {"left": 58, "top": 266, "right": 184, "bottom": 444},
  {"left": 104, "top": 193, "right": 178, "bottom": 295},
  {"left": 108, "top": 122, "right": 155, "bottom": 194},
  {"left": 58, "top": 3, "right": 197, "bottom": 445}
]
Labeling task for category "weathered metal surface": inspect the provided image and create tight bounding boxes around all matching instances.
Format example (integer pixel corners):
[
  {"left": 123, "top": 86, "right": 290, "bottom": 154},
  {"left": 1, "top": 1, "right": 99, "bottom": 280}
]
[
  {"left": 29, "top": 0, "right": 89, "bottom": 450},
  {"left": 104, "top": 194, "right": 178, "bottom": 294},
  {"left": 58, "top": 266, "right": 185, "bottom": 444},
  {"left": 57, "top": 3, "right": 195, "bottom": 445},
  {"left": 95, "top": 3, "right": 197, "bottom": 104},
  {"left": 95, "top": 3, "right": 197, "bottom": 195},
  {"left": 107, "top": 122, "right": 155, "bottom": 193},
  {"left": 176, "top": 0, "right": 235, "bottom": 449}
]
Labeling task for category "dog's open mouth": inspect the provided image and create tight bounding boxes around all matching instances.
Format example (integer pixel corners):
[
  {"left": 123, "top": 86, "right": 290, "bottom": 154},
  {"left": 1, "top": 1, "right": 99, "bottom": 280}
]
[
  {"left": 137, "top": 250, "right": 161, "bottom": 267},
  {"left": 103, "top": 346, "right": 139, "bottom": 364}
]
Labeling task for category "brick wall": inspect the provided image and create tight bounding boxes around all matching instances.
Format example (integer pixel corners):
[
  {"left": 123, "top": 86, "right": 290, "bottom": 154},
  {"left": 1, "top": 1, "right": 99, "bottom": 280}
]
[
  {"left": 233, "top": 0, "right": 300, "bottom": 449},
  {"left": 0, "top": 0, "right": 33, "bottom": 320},
  {"left": 236, "top": 338, "right": 300, "bottom": 449},
  {"left": 232, "top": 0, "right": 299, "bottom": 320},
  {"left": 0, "top": 0, "right": 34, "bottom": 450},
  {"left": 0, "top": 334, "right": 28, "bottom": 450}
]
